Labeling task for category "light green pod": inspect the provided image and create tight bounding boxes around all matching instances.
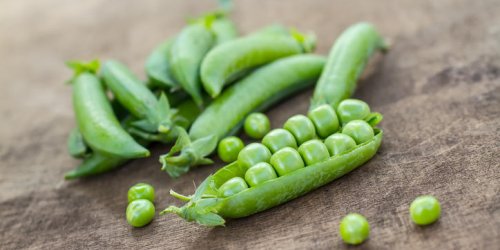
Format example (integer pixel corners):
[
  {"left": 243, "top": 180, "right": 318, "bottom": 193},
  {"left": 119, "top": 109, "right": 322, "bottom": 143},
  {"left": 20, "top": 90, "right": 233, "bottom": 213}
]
[{"left": 145, "top": 38, "right": 178, "bottom": 89}]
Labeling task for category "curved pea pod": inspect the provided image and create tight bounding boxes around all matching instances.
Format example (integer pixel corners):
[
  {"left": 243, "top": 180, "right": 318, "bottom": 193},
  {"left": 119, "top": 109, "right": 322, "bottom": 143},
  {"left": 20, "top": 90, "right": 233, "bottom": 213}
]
[
  {"left": 212, "top": 15, "right": 238, "bottom": 45},
  {"left": 159, "top": 54, "right": 326, "bottom": 178},
  {"left": 145, "top": 38, "right": 179, "bottom": 90},
  {"left": 67, "top": 128, "right": 89, "bottom": 158},
  {"left": 310, "top": 22, "right": 387, "bottom": 110},
  {"left": 72, "top": 72, "right": 149, "bottom": 158},
  {"left": 101, "top": 60, "right": 178, "bottom": 134},
  {"left": 169, "top": 17, "right": 215, "bottom": 107},
  {"left": 64, "top": 98, "right": 202, "bottom": 180},
  {"left": 161, "top": 129, "right": 383, "bottom": 226},
  {"left": 201, "top": 30, "right": 316, "bottom": 98}
]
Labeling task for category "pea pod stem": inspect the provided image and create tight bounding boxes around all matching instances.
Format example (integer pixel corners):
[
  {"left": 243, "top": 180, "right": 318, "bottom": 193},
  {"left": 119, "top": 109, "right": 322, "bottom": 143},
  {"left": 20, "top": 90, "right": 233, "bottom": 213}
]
[
  {"left": 310, "top": 22, "right": 387, "bottom": 110},
  {"left": 163, "top": 130, "right": 383, "bottom": 226},
  {"left": 159, "top": 55, "right": 326, "bottom": 178}
]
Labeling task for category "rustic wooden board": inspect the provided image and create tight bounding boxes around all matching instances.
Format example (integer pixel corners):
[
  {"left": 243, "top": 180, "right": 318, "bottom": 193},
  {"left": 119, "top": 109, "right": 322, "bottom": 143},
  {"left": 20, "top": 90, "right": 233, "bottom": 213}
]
[{"left": 0, "top": 0, "right": 499, "bottom": 249}]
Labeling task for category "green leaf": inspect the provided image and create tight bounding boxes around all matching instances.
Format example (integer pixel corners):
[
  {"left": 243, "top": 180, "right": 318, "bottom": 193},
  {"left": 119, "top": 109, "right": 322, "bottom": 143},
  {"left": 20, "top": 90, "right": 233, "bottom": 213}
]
[
  {"left": 195, "top": 212, "right": 225, "bottom": 227},
  {"left": 66, "top": 59, "right": 100, "bottom": 83},
  {"left": 191, "top": 135, "right": 218, "bottom": 157}
]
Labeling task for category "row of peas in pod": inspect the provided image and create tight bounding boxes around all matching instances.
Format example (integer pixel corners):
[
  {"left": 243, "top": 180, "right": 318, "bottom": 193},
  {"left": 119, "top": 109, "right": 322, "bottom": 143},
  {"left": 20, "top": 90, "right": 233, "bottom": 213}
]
[{"left": 218, "top": 98, "right": 378, "bottom": 197}]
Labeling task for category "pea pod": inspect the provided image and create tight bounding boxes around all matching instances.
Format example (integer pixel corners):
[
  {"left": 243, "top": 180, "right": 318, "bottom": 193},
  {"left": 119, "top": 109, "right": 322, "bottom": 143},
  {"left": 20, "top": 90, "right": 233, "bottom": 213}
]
[
  {"left": 145, "top": 38, "right": 178, "bottom": 90},
  {"left": 71, "top": 72, "right": 149, "bottom": 158},
  {"left": 101, "top": 60, "right": 177, "bottom": 134},
  {"left": 159, "top": 54, "right": 326, "bottom": 178},
  {"left": 169, "top": 16, "right": 215, "bottom": 107},
  {"left": 212, "top": 15, "right": 238, "bottom": 45},
  {"left": 310, "top": 22, "right": 387, "bottom": 109},
  {"left": 65, "top": 98, "right": 201, "bottom": 179},
  {"left": 161, "top": 129, "right": 383, "bottom": 226},
  {"left": 201, "top": 30, "right": 316, "bottom": 98}
]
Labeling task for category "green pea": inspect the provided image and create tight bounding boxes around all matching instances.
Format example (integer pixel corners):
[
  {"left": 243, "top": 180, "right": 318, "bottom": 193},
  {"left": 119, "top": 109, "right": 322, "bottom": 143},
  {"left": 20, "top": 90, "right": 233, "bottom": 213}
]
[
  {"left": 237, "top": 143, "right": 272, "bottom": 170},
  {"left": 218, "top": 177, "right": 249, "bottom": 197},
  {"left": 126, "top": 199, "right": 155, "bottom": 228},
  {"left": 244, "top": 162, "right": 278, "bottom": 187},
  {"left": 337, "top": 99, "right": 371, "bottom": 124},
  {"left": 217, "top": 136, "right": 245, "bottom": 163},
  {"left": 298, "top": 139, "right": 330, "bottom": 165},
  {"left": 410, "top": 195, "right": 441, "bottom": 226},
  {"left": 342, "top": 120, "right": 374, "bottom": 144},
  {"left": 262, "top": 129, "right": 297, "bottom": 153},
  {"left": 128, "top": 183, "right": 155, "bottom": 203},
  {"left": 244, "top": 113, "right": 271, "bottom": 139},
  {"left": 324, "top": 133, "right": 357, "bottom": 156},
  {"left": 307, "top": 104, "right": 339, "bottom": 138},
  {"left": 270, "top": 147, "right": 304, "bottom": 176},
  {"left": 339, "top": 213, "right": 370, "bottom": 245},
  {"left": 283, "top": 115, "right": 316, "bottom": 145}
]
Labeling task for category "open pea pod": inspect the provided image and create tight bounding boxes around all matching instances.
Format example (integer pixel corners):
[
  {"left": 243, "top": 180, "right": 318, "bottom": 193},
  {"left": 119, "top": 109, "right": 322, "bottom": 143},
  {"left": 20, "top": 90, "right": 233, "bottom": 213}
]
[{"left": 162, "top": 129, "right": 383, "bottom": 226}]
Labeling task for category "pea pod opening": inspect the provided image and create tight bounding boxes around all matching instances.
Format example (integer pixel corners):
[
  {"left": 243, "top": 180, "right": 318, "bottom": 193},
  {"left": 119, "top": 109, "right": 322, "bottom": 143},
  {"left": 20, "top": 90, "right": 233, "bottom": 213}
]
[
  {"left": 200, "top": 29, "right": 316, "bottom": 98},
  {"left": 310, "top": 22, "right": 387, "bottom": 110},
  {"left": 161, "top": 129, "right": 383, "bottom": 226},
  {"left": 159, "top": 54, "right": 326, "bottom": 178}
]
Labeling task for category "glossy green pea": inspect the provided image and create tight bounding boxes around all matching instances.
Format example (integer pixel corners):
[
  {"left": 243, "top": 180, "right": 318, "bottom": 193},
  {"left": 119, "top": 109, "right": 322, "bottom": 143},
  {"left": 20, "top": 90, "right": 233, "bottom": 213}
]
[
  {"left": 410, "top": 195, "right": 441, "bottom": 225},
  {"left": 200, "top": 31, "right": 315, "bottom": 97},
  {"left": 161, "top": 55, "right": 326, "bottom": 178},
  {"left": 337, "top": 99, "right": 371, "bottom": 124},
  {"left": 218, "top": 177, "right": 249, "bottom": 198},
  {"left": 298, "top": 139, "right": 330, "bottom": 165},
  {"left": 72, "top": 73, "right": 149, "bottom": 158},
  {"left": 244, "top": 113, "right": 271, "bottom": 139},
  {"left": 311, "top": 22, "right": 386, "bottom": 109},
  {"left": 342, "top": 120, "right": 374, "bottom": 144},
  {"left": 324, "top": 133, "right": 357, "bottom": 156},
  {"left": 270, "top": 147, "right": 304, "bottom": 176},
  {"left": 339, "top": 213, "right": 370, "bottom": 245},
  {"left": 237, "top": 143, "right": 272, "bottom": 170},
  {"left": 283, "top": 115, "right": 316, "bottom": 145},
  {"left": 128, "top": 183, "right": 155, "bottom": 203},
  {"left": 169, "top": 19, "right": 214, "bottom": 107},
  {"left": 126, "top": 199, "right": 155, "bottom": 228},
  {"left": 307, "top": 104, "right": 339, "bottom": 138},
  {"left": 262, "top": 128, "right": 297, "bottom": 153},
  {"left": 218, "top": 136, "right": 245, "bottom": 163},
  {"left": 244, "top": 162, "right": 278, "bottom": 187}
]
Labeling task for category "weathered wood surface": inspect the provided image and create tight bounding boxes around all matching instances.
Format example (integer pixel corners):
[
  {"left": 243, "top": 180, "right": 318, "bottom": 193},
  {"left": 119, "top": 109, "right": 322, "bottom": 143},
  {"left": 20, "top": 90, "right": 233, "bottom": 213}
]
[{"left": 0, "top": 0, "right": 499, "bottom": 249}]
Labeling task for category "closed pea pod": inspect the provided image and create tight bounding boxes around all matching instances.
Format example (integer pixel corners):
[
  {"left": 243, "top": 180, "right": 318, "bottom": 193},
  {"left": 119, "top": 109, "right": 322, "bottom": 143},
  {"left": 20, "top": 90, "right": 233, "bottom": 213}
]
[
  {"left": 201, "top": 30, "right": 316, "bottom": 97},
  {"left": 298, "top": 139, "right": 330, "bottom": 165},
  {"left": 262, "top": 128, "right": 297, "bottom": 153},
  {"left": 342, "top": 120, "right": 374, "bottom": 144},
  {"left": 324, "top": 133, "right": 357, "bottom": 156},
  {"left": 145, "top": 38, "right": 178, "bottom": 90},
  {"left": 244, "top": 162, "right": 278, "bottom": 187},
  {"left": 211, "top": 14, "right": 238, "bottom": 45},
  {"left": 283, "top": 115, "right": 316, "bottom": 145},
  {"left": 160, "top": 55, "right": 326, "bottom": 177},
  {"left": 270, "top": 147, "right": 304, "bottom": 176},
  {"left": 311, "top": 22, "right": 387, "bottom": 109},
  {"left": 307, "top": 104, "right": 340, "bottom": 138},
  {"left": 71, "top": 72, "right": 149, "bottom": 158},
  {"left": 169, "top": 16, "right": 215, "bottom": 107}
]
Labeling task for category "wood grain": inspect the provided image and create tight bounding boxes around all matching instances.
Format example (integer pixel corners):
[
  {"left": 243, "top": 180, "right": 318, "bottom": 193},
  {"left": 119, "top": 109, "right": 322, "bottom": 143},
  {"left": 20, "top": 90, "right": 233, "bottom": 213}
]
[{"left": 0, "top": 0, "right": 499, "bottom": 249}]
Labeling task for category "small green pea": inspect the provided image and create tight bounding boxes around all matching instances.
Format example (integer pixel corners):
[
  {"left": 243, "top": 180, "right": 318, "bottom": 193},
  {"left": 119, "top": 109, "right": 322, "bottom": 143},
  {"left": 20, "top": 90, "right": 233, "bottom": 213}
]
[
  {"left": 244, "top": 113, "right": 271, "bottom": 139},
  {"left": 410, "top": 195, "right": 441, "bottom": 225},
  {"left": 337, "top": 99, "right": 371, "bottom": 124},
  {"left": 270, "top": 147, "right": 305, "bottom": 176},
  {"left": 339, "top": 213, "right": 370, "bottom": 245},
  {"left": 298, "top": 139, "right": 330, "bottom": 165},
  {"left": 218, "top": 136, "right": 245, "bottom": 163},
  {"left": 244, "top": 162, "right": 278, "bottom": 187},
  {"left": 324, "top": 133, "right": 357, "bottom": 156},
  {"left": 218, "top": 177, "right": 249, "bottom": 197},
  {"left": 262, "top": 128, "right": 297, "bottom": 153},
  {"left": 307, "top": 104, "right": 339, "bottom": 138},
  {"left": 126, "top": 199, "right": 155, "bottom": 228},
  {"left": 341, "top": 120, "right": 374, "bottom": 144},
  {"left": 128, "top": 183, "right": 155, "bottom": 203},
  {"left": 237, "top": 143, "right": 272, "bottom": 169},
  {"left": 283, "top": 115, "right": 316, "bottom": 145}
]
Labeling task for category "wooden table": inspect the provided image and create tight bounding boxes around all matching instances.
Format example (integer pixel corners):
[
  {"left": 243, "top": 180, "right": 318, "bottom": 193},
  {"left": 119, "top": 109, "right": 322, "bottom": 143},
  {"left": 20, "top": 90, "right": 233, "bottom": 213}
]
[{"left": 1, "top": 0, "right": 499, "bottom": 249}]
